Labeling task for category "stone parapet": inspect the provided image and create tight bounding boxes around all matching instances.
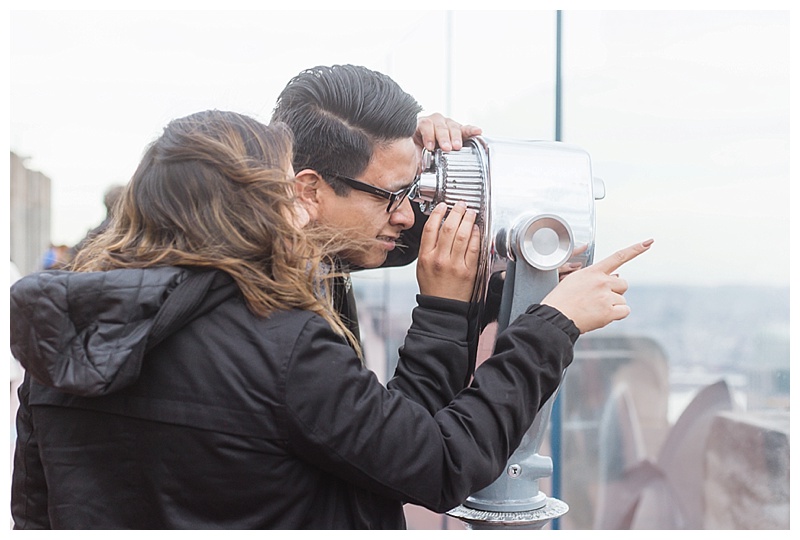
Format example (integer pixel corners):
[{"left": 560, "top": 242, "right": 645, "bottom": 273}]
[{"left": 703, "top": 411, "right": 790, "bottom": 529}]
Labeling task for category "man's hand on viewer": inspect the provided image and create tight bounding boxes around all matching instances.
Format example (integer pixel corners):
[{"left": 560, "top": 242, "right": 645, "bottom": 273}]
[
  {"left": 416, "top": 202, "right": 481, "bottom": 302},
  {"left": 415, "top": 113, "right": 482, "bottom": 153}
]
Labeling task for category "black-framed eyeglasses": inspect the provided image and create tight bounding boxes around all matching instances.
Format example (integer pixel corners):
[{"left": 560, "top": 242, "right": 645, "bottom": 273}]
[{"left": 321, "top": 171, "right": 421, "bottom": 213}]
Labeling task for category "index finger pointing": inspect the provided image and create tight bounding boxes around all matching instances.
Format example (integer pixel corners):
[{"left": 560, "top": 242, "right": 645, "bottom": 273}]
[{"left": 593, "top": 239, "right": 654, "bottom": 274}]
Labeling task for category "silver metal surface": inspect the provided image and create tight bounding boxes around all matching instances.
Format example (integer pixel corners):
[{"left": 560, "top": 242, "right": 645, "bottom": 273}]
[
  {"left": 413, "top": 136, "right": 602, "bottom": 527},
  {"left": 448, "top": 498, "right": 569, "bottom": 530},
  {"left": 415, "top": 136, "right": 601, "bottom": 307}
]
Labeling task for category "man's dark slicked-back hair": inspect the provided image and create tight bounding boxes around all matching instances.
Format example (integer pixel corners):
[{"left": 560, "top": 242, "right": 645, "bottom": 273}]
[{"left": 271, "top": 64, "right": 423, "bottom": 195}]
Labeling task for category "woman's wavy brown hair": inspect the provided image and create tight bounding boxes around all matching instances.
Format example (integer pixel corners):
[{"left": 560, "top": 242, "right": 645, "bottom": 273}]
[{"left": 72, "top": 110, "right": 361, "bottom": 354}]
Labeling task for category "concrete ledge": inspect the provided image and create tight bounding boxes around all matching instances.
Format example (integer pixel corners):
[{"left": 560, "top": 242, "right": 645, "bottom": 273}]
[{"left": 703, "top": 411, "right": 789, "bottom": 529}]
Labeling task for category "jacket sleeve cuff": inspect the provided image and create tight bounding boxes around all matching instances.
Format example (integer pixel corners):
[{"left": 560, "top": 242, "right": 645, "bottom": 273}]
[
  {"left": 525, "top": 304, "right": 580, "bottom": 344},
  {"left": 410, "top": 295, "right": 471, "bottom": 343},
  {"left": 415, "top": 294, "right": 471, "bottom": 316}
]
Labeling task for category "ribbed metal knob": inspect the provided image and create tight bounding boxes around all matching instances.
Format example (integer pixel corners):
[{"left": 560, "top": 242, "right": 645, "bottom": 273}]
[
  {"left": 414, "top": 143, "right": 486, "bottom": 215},
  {"left": 437, "top": 146, "right": 485, "bottom": 212}
]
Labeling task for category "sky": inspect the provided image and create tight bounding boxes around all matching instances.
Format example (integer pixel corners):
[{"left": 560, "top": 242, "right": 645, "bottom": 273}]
[{"left": 6, "top": 4, "right": 795, "bottom": 288}]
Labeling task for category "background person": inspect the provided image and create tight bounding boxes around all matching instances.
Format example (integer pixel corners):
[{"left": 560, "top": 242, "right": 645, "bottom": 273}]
[{"left": 71, "top": 183, "right": 125, "bottom": 256}]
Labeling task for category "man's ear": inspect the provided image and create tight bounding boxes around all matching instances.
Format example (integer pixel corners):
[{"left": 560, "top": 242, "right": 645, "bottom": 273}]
[{"left": 294, "top": 169, "right": 324, "bottom": 222}]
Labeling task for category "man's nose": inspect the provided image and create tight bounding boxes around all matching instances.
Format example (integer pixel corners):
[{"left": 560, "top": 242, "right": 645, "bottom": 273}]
[{"left": 389, "top": 197, "right": 415, "bottom": 230}]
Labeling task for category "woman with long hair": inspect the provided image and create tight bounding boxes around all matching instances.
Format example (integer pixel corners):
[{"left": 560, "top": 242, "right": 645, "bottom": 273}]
[
  {"left": 11, "top": 109, "right": 650, "bottom": 529},
  {"left": 72, "top": 111, "right": 359, "bottom": 349}
]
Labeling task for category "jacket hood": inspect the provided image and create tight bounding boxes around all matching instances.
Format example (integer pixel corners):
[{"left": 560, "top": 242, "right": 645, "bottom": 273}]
[{"left": 10, "top": 267, "right": 235, "bottom": 397}]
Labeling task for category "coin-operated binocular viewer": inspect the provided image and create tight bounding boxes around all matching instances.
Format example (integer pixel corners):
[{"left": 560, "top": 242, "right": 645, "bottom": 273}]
[{"left": 411, "top": 136, "right": 605, "bottom": 530}]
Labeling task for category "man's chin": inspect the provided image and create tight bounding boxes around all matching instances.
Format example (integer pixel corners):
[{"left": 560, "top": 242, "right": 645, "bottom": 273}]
[
  {"left": 358, "top": 254, "right": 389, "bottom": 270},
  {"left": 341, "top": 250, "right": 388, "bottom": 271}
]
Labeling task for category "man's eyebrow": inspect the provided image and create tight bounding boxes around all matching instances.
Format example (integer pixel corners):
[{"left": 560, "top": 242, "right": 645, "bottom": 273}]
[
  {"left": 393, "top": 179, "right": 415, "bottom": 191},
  {"left": 389, "top": 172, "right": 419, "bottom": 191}
]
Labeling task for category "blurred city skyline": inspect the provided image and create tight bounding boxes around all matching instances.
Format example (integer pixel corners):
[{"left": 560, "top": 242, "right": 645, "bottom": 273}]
[{"left": 8, "top": 8, "right": 793, "bottom": 287}]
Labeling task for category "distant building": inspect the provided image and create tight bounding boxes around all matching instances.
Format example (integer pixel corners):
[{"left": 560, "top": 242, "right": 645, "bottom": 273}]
[
  {"left": 10, "top": 151, "right": 51, "bottom": 275},
  {"left": 745, "top": 324, "right": 790, "bottom": 410}
]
